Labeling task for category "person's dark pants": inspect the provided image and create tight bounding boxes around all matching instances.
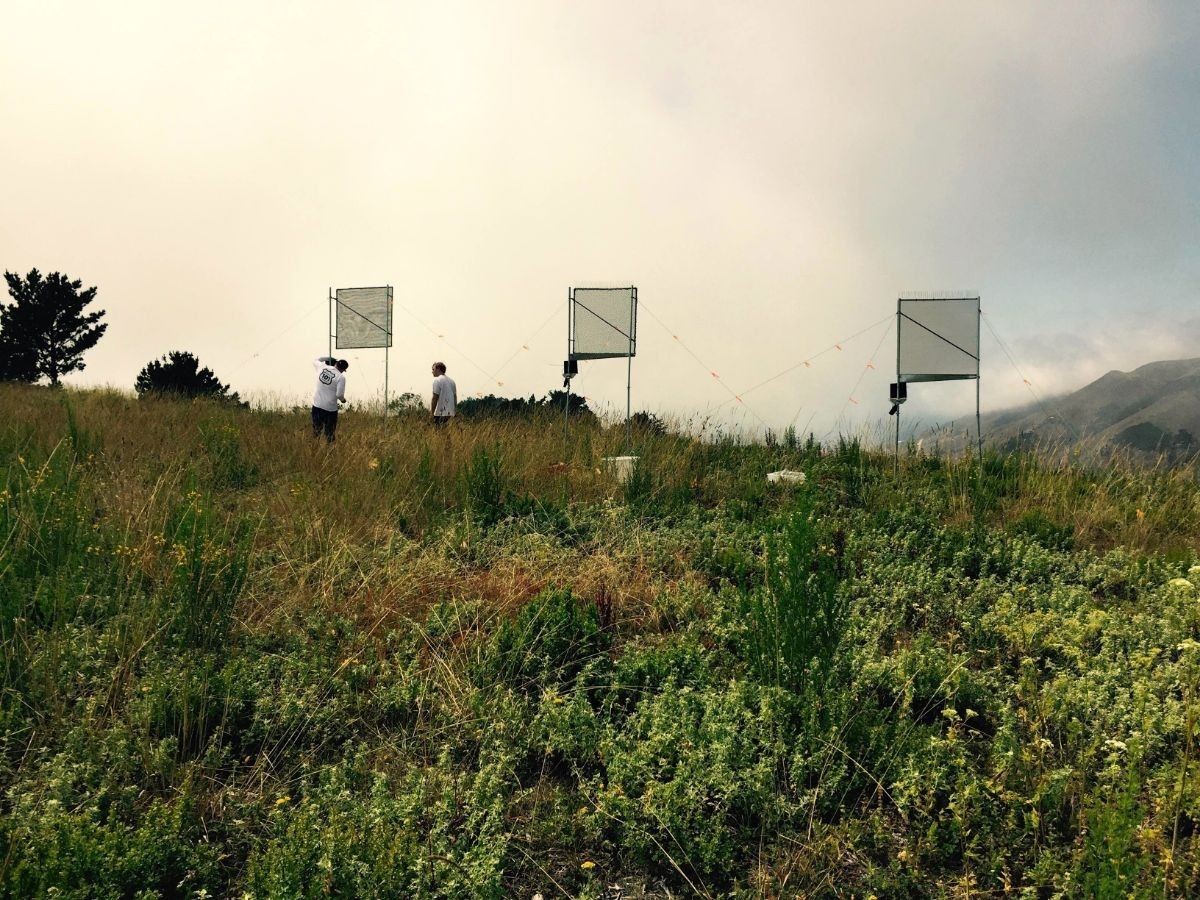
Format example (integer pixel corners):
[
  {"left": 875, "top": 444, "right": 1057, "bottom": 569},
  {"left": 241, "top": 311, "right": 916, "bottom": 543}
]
[
  {"left": 432, "top": 416, "right": 451, "bottom": 429},
  {"left": 312, "top": 406, "right": 338, "bottom": 442}
]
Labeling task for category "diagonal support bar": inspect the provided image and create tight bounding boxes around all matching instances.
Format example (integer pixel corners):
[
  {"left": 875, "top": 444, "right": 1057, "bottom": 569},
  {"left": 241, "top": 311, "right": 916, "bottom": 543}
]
[{"left": 898, "top": 312, "right": 978, "bottom": 361}]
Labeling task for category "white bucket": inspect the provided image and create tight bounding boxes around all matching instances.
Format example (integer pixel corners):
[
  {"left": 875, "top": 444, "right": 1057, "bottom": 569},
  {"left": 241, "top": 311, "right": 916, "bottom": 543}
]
[
  {"left": 601, "top": 455, "right": 639, "bottom": 484},
  {"left": 766, "top": 469, "right": 806, "bottom": 485}
]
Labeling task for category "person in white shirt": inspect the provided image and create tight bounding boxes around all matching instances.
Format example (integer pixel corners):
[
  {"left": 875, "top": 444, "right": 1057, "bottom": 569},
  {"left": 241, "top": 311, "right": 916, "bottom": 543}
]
[
  {"left": 430, "top": 362, "right": 456, "bottom": 427},
  {"left": 312, "top": 356, "right": 348, "bottom": 442}
]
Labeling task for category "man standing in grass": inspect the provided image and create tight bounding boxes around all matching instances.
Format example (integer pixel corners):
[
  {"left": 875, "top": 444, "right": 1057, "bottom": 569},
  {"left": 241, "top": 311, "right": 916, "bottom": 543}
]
[
  {"left": 312, "top": 356, "right": 348, "bottom": 442},
  {"left": 430, "top": 361, "right": 456, "bottom": 428}
]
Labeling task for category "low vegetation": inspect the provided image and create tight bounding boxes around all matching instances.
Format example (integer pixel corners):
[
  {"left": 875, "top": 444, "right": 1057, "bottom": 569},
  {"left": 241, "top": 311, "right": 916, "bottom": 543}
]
[{"left": 2, "top": 383, "right": 1199, "bottom": 897}]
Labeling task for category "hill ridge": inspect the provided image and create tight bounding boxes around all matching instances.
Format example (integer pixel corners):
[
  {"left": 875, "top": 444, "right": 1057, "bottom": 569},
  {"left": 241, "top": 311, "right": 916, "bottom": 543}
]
[{"left": 934, "top": 356, "right": 1200, "bottom": 454}]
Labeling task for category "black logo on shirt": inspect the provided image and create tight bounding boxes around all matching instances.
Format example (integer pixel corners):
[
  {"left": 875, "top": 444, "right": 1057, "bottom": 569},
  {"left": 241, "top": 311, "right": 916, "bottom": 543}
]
[{"left": 319, "top": 371, "right": 335, "bottom": 385}]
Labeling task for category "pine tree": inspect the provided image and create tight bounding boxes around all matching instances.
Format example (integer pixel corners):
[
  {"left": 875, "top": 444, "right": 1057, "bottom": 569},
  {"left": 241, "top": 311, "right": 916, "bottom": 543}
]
[
  {"left": 1, "top": 269, "right": 107, "bottom": 386},
  {"left": 135, "top": 351, "right": 241, "bottom": 403}
]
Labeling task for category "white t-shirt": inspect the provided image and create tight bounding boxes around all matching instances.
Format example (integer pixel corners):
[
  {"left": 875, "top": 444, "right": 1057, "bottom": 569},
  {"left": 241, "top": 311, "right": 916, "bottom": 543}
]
[
  {"left": 312, "top": 358, "right": 346, "bottom": 412},
  {"left": 432, "top": 373, "right": 457, "bottom": 417}
]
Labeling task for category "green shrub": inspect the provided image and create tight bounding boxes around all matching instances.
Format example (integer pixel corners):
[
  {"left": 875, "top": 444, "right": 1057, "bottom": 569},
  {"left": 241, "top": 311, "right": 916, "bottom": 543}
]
[
  {"left": 692, "top": 514, "right": 764, "bottom": 589},
  {"left": 1009, "top": 508, "right": 1075, "bottom": 551},
  {"left": 599, "top": 680, "right": 792, "bottom": 884},
  {"left": 245, "top": 756, "right": 512, "bottom": 899},
  {"left": 1, "top": 727, "right": 224, "bottom": 898},
  {"left": 477, "top": 589, "right": 611, "bottom": 698}
]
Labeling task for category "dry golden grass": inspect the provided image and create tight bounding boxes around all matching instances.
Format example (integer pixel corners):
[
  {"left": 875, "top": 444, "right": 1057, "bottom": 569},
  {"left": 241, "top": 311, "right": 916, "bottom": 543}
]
[
  {"left": 2, "top": 384, "right": 723, "bottom": 635},
  {"left": 6, "top": 379, "right": 1200, "bottom": 624}
]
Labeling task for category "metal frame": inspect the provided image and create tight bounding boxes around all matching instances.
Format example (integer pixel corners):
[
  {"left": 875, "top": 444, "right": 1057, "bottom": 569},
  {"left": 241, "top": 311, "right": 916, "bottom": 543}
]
[
  {"left": 894, "top": 295, "right": 982, "bottom": 473},
  {"left": 329, "top": 285, "right": 393, "bottom": 417},
  {"left": 565, "top": 286, "right": 638, "bottom": 449}
]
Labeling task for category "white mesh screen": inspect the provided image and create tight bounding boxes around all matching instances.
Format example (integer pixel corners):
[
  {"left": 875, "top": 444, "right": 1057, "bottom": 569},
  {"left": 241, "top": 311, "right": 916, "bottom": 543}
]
[
  {"left": 898, "top": 296, "right": 979, "bottom": 382},
  {"left": 336, "top": 287, "right": 392, "bottom": 349},
  {"left": 572, "top": 287, "right": 636, "bottom": 359}
]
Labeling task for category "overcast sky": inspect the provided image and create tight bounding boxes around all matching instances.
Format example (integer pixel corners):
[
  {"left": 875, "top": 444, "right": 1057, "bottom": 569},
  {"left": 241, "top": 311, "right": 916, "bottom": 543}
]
[{"left": 2, "top": 1, "right": 1197, "bottom": 434}]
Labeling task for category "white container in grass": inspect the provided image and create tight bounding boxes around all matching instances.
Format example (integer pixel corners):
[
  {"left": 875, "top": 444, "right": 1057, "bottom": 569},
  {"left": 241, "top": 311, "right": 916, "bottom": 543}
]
[
  {"left": 602, "top": 456, "right": 639, "bottom": 484},
  {"left": 766, "top": 469, "right": 806, "bottom": 485}
]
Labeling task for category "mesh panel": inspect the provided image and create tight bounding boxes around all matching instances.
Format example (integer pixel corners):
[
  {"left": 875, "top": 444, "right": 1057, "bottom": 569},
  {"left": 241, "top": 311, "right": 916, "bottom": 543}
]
[
  {"left": 572, "top": 287, "right": 636, "bottom": 359},
  {"left": 336, "top": 287, "right": 392, "bottom": 349},
  {"left": 898, "top": 297, "right": 978, "bottom": 381}
]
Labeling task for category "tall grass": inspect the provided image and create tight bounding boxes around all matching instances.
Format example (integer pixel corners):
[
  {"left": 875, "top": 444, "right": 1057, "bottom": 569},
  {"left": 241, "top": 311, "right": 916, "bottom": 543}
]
[
  {"left": 4, "top": 382, "right": 1200, "bottom": 896},
  {"left": 745, "top": 500, "right": 845, "bottom": 702},
  {"left": 6, "top": 383, "right": 1197, "bottom": 556}
]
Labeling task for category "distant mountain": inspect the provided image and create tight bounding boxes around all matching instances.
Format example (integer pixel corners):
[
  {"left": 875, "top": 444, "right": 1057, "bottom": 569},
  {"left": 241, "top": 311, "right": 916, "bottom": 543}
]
[{"left": 924, "top": 358, "right": 1200, "bottom": 457}]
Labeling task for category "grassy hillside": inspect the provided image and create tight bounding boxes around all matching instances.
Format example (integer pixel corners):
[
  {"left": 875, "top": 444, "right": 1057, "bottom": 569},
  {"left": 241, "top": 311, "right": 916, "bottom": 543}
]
[{"left": 3, "top": 383, "right": 1200, "bottom": 897}]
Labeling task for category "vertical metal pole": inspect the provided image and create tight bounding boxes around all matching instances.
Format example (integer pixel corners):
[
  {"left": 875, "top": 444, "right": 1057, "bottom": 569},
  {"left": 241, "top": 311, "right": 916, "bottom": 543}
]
[
  {"left": 894, "top": 300, "right": 901, "bottom": 479},
  {"left": 976, "top": 299, "right": 983, "bottom": 466},
  {"left": 895, "top": 405, "right": 901, "bottom": 479},
  {"left": 564, "top": 289, "right": 571, "bottom": 447},
  {"left": 976, "top": 376, "right": 984, "bottom": 466},
  {"left": 328, "top": 287, "right": 333, "bottom": 359},
  {"left": 626, "top": 354, "right": 633, "bottom": 451},
  {"left": 627, "top": 288, "right": 635, "bottom": 451},
  {"left": 383, "top": 286, "right": 391, "bottom": 420}
]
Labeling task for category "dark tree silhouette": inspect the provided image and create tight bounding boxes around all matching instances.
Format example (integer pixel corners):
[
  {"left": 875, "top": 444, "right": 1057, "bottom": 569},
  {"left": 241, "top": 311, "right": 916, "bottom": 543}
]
[
  {"left": 456, "top": 390, "right": 596, "bottom": 422},
  {"left": 135, "top": 351, "right": 241, "bottom": 403},
  {"left": 543, "top": 389, "right": 593, "bottom": 418},
  {"left": 0, "top": 323, "right": 37, "bottom": 383},
  {"left": 1, "top": 269, "right": 107, "bottom": 386},
  {"left": 630, "top": 411, "right": 667, "bottom": 436}
]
